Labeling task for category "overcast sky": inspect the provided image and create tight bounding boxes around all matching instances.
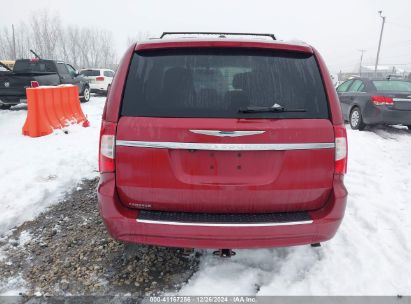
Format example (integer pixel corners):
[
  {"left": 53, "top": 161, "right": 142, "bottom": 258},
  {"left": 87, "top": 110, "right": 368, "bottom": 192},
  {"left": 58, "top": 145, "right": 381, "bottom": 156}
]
[{"left": 1, "top": 0, "right": 411, "bottom": 73}]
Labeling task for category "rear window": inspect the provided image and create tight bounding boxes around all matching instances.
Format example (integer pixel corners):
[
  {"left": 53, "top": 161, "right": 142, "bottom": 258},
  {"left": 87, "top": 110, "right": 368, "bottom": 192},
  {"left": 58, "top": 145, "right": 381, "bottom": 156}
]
[
  {"left": 13, "top": 60, "right": 56, "bottom": 73},
  {"left": 372, "top": 80, "right": 411, "bottom": 92},
  {"left": 121, "top": 49, "right": 329, "bottom": 119},
  {"left": 80, "top": 69, "right": 100, "bottom": 77},
  {"left": 336, "top": 80, "right": 353, "bottom": 93}
]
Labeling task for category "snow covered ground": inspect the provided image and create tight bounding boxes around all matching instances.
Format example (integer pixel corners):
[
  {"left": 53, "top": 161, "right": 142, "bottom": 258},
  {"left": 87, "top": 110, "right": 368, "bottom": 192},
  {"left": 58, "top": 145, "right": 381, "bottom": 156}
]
[
  {"left": 179, "top": 126, "right": 411, "bottom": 296},
  {"left": 0, "top": 96, "right": 105, "bottom": 234},
  {"left": 1, "top": 96, "right": 411, "bottom": 295}
]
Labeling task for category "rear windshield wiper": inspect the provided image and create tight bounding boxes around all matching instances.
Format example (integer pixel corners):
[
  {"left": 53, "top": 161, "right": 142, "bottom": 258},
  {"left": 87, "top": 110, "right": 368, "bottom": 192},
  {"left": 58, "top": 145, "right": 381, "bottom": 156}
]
[{"left": 238, "top": 103, "right": 306, "bottom": 113}]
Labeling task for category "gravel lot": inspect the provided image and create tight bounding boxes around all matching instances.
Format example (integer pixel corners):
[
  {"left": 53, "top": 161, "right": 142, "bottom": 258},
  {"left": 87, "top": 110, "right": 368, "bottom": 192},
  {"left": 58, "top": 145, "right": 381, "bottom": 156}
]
[{"left": 0, "top": 178, "right": 200, "bottom": 298}]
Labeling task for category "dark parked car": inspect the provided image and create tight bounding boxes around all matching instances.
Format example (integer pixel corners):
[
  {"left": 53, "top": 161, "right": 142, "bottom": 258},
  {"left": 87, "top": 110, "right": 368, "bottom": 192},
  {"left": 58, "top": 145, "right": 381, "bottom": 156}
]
[
  {"left": 0, "top": 58, "right": 90, "bottom": 109},
  {"left": 98, "top": 32, "right": 348, "bottom": 251},
  {"left": 336, "top": 77, "right": 411, "bottom": 130}
]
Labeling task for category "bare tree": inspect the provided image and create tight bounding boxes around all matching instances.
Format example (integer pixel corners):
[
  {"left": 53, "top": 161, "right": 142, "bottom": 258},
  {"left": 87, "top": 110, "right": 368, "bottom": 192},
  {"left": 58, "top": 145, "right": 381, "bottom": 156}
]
[
  {"left": 126, "top": 31, "right": 152, "bottom": 47},
  {"left": 28, "top": 10, "right": 63, "bottom": 59},
  {"left": 0, "top": 10, "right": 117, "bottom": 69}
]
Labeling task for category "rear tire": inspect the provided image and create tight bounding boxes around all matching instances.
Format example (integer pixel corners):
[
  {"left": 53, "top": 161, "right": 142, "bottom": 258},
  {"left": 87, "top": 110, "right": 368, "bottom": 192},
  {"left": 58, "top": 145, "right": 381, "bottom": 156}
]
[
  {"left": 0, "top": 104, "right": 11, "bottom": 110},
  {"left": 349, "top": 107, "right": 365, "bottom": 130},
  {"left": 80, "top": 86, "right": 90, "bottom": 103}
]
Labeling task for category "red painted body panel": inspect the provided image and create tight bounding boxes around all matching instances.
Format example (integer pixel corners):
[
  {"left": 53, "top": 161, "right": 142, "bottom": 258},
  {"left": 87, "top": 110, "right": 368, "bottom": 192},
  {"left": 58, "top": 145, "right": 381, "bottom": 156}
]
[
  {"left": 99, "top": 37, "right": 348, "bottom": 249},
  {"left": 104, "top": 44, "right": 135, "bottom": 123},
  {"left": 115, "top": 118, "right": 335, "bottom": 213},
  {"left": 312, "top": 47, "right": 344, "bottom": 125},
  {"left": 98, "top": 173, "right": 347, "bottom": 249}
]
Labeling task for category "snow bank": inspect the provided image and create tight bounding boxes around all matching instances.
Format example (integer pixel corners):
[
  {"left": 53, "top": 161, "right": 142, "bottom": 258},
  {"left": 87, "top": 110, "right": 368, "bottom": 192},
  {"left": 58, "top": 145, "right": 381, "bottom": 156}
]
[
  {"left": 0, "top": 97, "right": 105, "bottom": 234},
  {"left": 0, "top": 276, "right": 26, "bottom": 296},
  {"left": 178, "top": 126, "right": 411, "bottom": 295}
]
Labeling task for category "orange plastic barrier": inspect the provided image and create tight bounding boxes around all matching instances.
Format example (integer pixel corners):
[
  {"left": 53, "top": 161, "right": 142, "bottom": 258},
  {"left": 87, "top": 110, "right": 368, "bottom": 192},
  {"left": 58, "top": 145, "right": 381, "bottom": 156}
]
[{"left": 22, "top": 86, "right": 88, "bottom": 138}]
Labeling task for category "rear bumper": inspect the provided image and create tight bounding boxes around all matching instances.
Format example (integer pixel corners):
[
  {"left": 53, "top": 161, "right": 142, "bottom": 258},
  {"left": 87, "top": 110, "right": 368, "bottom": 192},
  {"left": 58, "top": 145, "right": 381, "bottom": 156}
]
[
  {"left": 363, "top": 106, "right": 411, "bottom": 125},
  {"left": 89, "top": 83, "right": 108, "bottom": 93},
  {"left": 97, "top": 173, "right": 347, "bottom": 249},
  {"left": 0, "top": 96, "right": 25, "bottom": 105}
]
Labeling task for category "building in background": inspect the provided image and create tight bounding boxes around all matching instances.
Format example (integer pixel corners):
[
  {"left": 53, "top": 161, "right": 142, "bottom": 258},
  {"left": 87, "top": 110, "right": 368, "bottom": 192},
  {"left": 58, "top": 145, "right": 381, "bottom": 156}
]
[{"left": 338, "top": 65, "right": 408, "bottom": 82}]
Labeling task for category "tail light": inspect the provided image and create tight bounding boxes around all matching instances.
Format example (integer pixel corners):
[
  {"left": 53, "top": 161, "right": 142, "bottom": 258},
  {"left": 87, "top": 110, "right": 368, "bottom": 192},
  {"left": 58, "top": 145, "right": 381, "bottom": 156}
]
[
  {"left": 31, "top": 81, "right": 39, "bottom": 88},
  {"left": 371, "top": 95, "right": 393, "bottom": 106},
  {"left": 334, "top": 125, "right": 348, "bottom": 174},
  {"left": 96, "top": 76, "right": 105, "bottom": 81},
  {"left": 99, "top": 121, "right": 117, "bottom": 173}
]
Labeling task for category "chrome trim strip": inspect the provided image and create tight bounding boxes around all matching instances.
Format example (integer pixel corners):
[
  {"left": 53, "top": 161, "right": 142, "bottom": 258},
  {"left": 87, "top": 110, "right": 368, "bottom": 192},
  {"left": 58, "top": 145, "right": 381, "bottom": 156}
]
[
  {"left": 136, "top": 219, "right": 313, "bottom": 227},
  {"left": 190, "top": 130, "right": 265, "bottom": 137},
  {"left": 116, "top": 140, "right": 335, "bottom": 151},
  {"left": 393, "top": 98, "right": 411, "bottom": 102}
]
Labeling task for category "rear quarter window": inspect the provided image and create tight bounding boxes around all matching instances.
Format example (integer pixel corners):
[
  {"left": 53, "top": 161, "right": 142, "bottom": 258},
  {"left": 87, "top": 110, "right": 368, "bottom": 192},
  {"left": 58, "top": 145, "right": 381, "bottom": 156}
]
[
  {"left": 80, "top": 70, "right": 101, "bottom": 77},
  {"left": 336, "top": 80, "right": 353, "bottom": 92},
  {"left": 13, "top": 60, "right": 56, "bottom": 73},
  {"left": 121, "top": 48, "right": 329, "bottom": 119}
]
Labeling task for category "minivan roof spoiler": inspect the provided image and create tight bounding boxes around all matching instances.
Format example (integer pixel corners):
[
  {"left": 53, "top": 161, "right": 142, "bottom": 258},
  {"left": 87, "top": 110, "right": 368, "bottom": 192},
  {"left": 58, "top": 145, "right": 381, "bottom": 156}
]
[{"left": 160, "top": 32, "right": 276, "bottom": 40}]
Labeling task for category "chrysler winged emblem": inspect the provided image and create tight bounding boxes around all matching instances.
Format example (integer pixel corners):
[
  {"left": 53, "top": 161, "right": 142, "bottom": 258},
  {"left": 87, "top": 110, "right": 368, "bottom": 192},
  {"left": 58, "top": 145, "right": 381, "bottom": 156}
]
[
  {"left": 190, "top": 130, "right": 265, "bottom": 137},
  {"left": 4, "top": 82, "right": 10, "bottom": 88}
]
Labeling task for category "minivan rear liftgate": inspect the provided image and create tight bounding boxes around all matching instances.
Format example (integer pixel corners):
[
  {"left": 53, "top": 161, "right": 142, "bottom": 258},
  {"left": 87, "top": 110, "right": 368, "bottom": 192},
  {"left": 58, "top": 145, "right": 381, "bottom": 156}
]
[{"left": 115, "top": 117, "right": 335, "bottom": 213}]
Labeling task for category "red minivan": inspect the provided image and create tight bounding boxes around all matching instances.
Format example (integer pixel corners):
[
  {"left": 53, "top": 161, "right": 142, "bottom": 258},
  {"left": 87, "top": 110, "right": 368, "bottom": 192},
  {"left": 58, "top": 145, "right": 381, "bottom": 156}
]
[{"left": 98, "top": 33, "right": 348, "bottom": 249}]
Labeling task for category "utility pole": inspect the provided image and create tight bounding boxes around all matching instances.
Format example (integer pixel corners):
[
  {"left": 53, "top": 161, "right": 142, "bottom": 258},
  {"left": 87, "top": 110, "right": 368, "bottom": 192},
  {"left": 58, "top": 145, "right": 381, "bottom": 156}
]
[
  {"left": 374, "top": 11, "right": 386, "bottom": 77},
  {"left": 358, "top": 49, "right": 366, "bottom": 76},
  {"left": 12, "top": 24, "right": 16, "bottom": 60}
]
